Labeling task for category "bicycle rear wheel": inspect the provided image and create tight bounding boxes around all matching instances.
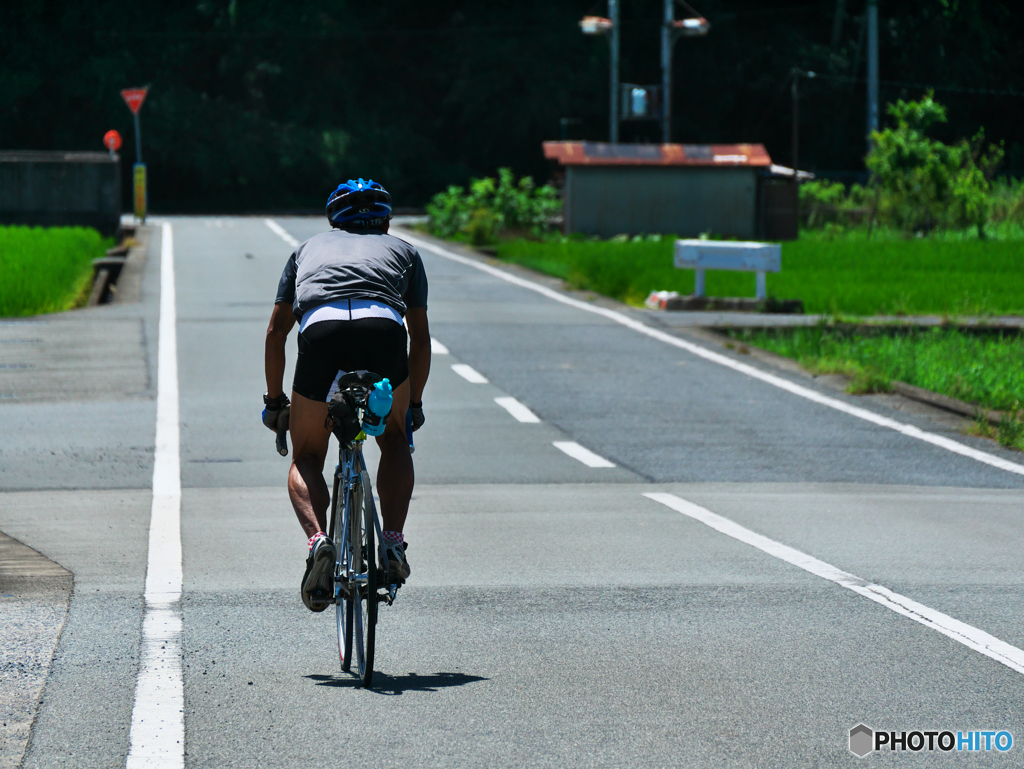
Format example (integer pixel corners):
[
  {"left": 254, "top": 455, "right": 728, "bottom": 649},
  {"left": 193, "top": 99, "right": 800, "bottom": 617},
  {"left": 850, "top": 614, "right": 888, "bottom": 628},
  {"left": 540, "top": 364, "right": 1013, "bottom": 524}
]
[
  {"left": 332, "top": 475, "right": 353, "bottom": 673},
  {"left": 340, "top": 475, "right": 377, "bottom": 686}
]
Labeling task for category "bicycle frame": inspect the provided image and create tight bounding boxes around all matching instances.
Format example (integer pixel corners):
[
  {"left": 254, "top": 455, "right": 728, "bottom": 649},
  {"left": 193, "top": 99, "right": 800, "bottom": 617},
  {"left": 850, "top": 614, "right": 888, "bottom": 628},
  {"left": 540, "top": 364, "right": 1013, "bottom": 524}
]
[{"left": 331, "top": 441, "right": 389, "bottom": 599}]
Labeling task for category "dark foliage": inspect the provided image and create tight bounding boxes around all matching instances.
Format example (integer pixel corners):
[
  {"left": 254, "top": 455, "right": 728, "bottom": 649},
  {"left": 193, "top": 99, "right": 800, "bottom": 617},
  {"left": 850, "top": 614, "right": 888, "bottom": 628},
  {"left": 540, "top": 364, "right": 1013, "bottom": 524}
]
[{"left": 2, "top": 0, "right": 1021, "bottom": 211}]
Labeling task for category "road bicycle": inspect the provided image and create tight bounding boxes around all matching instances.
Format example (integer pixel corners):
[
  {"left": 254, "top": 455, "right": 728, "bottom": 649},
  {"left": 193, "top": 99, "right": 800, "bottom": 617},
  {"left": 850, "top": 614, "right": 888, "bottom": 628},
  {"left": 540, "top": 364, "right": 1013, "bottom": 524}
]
[{"left": 324, "top": 371, "right": 403, "bottom": 688}]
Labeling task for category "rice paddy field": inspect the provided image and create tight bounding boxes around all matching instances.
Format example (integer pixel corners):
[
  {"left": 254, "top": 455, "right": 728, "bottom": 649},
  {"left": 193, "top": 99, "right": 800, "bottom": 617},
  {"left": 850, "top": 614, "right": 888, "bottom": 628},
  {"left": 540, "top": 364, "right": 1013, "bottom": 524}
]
[
  {"left": 723, "top": 325, "right": 1024, "bottom": 451},
  {"left": 0, "top": 225, "right": 108, "bottom": 317},
  {"left": 495, "top": 236, "right": 1024, "bottom": 317},
  {"left": 726, "top": 325, "right": 1024, "bottom": 411}
]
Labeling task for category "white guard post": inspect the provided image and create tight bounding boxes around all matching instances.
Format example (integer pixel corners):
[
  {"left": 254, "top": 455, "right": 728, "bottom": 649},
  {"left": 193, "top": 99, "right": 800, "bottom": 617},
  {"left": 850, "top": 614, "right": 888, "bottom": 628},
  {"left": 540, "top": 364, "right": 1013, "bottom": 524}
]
[{"left": 673, "top": 240, "right": 781, "bottom": 300}]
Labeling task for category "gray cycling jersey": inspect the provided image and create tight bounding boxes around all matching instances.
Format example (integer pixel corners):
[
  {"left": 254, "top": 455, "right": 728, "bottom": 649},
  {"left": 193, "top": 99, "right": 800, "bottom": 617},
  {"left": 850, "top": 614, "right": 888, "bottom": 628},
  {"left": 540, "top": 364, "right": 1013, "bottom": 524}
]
[{"left": 275, "top": 229, "right": 428, "bottom": 321}]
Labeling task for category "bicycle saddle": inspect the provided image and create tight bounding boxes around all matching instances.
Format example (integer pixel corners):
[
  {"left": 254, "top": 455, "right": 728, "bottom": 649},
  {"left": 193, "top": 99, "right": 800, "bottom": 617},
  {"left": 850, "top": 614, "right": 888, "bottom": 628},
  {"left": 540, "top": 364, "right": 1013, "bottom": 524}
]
[{"left": 335, "top": 370, "right": 383, "bottom": 394}]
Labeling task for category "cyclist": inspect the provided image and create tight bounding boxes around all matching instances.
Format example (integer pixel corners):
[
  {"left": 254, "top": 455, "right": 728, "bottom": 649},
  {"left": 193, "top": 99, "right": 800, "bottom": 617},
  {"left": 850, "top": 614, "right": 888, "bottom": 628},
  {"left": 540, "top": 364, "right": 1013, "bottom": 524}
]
[{"left": 262, "top": 179, "right": 430, "bottom": 612}]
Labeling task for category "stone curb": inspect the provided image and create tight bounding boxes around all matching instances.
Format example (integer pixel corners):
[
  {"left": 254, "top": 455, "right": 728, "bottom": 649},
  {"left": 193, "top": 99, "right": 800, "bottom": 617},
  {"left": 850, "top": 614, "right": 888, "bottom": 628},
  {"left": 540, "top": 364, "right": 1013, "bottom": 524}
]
[
  {"left": 0, "top": 531, "right": 73, "bottom": 595},
  {"left": 0, "top": 532, "right": 72, "bottom": 769}
]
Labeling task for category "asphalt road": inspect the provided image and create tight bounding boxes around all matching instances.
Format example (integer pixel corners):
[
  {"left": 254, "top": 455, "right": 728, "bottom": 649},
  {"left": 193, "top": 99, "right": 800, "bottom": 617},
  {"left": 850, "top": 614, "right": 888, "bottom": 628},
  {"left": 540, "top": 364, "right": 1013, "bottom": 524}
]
[{"left": 2, "top": 215, "right": 1023, "bottom": 768}]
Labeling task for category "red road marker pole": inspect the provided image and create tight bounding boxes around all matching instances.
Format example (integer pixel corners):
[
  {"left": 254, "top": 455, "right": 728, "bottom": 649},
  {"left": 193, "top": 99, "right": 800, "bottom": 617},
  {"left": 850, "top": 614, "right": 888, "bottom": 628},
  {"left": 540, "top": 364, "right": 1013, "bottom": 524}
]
[{"left": 120, "top": 87, "right": 149, "bottom": 222}]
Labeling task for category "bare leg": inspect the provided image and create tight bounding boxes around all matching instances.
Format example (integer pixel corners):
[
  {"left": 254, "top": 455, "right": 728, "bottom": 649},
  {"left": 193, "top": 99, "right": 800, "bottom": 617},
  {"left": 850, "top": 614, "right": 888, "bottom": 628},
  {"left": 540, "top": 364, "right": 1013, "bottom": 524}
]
[
  {"left": 375, "top": 377, "right": 413, "bottom": 532},
  {"left": 287, "top": 391, "right": 331, "bottom": 538}
]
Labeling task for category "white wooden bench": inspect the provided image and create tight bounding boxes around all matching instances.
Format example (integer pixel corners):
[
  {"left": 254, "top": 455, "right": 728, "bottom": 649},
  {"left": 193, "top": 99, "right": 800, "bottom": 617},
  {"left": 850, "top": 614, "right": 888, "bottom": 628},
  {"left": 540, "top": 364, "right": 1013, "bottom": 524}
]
[{"left": 674, "top": 240, "right": 781, "bottom": 300}]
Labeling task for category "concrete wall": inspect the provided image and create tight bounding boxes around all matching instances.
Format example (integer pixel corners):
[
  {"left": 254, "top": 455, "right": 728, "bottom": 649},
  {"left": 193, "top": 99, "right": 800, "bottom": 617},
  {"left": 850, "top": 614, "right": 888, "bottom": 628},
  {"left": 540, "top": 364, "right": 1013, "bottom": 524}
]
[
  {"left": 564, "top": 165, "right": 759, "bottom": 239},
  {"left": 0, "top": 151, "right": 121, "bottom": 235}
]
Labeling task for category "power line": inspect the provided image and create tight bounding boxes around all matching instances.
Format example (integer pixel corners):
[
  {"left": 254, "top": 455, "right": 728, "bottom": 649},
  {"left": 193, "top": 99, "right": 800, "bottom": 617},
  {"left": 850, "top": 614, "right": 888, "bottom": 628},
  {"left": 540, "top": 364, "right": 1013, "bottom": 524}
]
[
  {"left": 753, "top": 72, "right": 795, "bottom": 134},
  {"left": 804, "top": 71, "right": 1022, "bottom": 98},
  {"left": 93, "top": 25, "right": 546, "bottom": 39}
]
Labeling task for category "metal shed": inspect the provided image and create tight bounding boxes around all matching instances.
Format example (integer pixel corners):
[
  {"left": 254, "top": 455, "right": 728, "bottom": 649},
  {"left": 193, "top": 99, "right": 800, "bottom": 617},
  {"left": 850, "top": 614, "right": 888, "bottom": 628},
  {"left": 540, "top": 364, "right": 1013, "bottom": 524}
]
[
  {"left": 543, "top": 141, "right": 774, "bottom": 239},
  {"left": 0, "top": 150, "right": 121, "bottom": 235}
]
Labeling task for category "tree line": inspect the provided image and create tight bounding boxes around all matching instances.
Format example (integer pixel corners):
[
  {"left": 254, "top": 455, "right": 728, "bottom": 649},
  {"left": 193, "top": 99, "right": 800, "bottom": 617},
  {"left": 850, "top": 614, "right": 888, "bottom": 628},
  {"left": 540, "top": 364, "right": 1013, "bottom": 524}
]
[{"left": 2, "top": 0, "right": 1021, "bottom": 211}]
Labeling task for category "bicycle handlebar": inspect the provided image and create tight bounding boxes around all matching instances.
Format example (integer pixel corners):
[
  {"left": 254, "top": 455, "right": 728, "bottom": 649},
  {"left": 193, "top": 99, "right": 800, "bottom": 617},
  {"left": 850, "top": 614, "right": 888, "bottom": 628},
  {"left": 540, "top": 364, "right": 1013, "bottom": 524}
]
[{"left": 275, "top": 427, "right": 288, "bottom": 456}]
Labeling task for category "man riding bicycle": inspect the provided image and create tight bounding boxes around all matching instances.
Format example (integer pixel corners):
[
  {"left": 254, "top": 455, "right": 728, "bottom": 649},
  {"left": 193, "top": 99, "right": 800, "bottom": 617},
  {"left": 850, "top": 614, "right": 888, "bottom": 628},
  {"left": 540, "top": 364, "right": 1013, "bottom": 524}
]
[{"left": 262, "top": 179, "right": 430, "bottom": 612}]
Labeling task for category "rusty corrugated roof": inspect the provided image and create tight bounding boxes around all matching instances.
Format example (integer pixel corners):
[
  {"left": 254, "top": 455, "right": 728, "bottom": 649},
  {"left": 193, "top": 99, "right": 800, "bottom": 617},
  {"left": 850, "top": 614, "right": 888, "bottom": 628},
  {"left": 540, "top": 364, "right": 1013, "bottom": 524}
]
[{"left": 543, "top": 141, "right": 771, "bottom": 167}]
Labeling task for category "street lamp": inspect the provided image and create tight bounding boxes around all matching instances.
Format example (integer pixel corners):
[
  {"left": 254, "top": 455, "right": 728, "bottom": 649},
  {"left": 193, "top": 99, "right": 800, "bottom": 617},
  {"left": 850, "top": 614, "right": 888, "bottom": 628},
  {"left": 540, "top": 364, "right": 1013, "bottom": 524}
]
[
  {"left": 579, "top": 1, "right": 620, "bottom": 143},
  {"left": 579, "top": 15, "right": 613, "bottom": 34},
  {"left": 866, "top": 0, "right": 879, "bottom": 152},
  {"left": 791, "top": 69, "right": 817, "bottom": 183},
  {"left": 661, "top": 0, "right": 710, "bottom": 143}
]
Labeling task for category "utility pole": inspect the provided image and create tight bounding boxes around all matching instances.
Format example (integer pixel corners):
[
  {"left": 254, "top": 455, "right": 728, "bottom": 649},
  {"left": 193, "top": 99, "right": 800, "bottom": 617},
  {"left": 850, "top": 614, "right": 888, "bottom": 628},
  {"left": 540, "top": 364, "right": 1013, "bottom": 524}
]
[
  {"left": 659, "top": 3, "right": 710, "bottom": 144},
  {"left": 579, "top": 6, "right": 623, "bottom": 143},
  {"left": 661, "top": 0, "right": 672, "bottom": 143},
  {"left": 866, "top": 0, "right": 879, "bottom": 151},
  {"left": 791, "top": 69, "right": 815, "bottom": 181},
  {"left": 791, "top": 70, "right": 800, "bottom": 182},
  {"left": 609, "top": 0, "right": 620, "bottom": 143}
]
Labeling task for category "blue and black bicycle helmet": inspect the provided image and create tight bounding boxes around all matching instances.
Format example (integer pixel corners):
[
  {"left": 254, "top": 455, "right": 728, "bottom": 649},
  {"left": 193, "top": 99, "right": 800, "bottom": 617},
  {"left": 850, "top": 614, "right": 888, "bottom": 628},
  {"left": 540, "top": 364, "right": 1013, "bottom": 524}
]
[{"left": 326, "top": 179, "right": 392, "bottom": 229}]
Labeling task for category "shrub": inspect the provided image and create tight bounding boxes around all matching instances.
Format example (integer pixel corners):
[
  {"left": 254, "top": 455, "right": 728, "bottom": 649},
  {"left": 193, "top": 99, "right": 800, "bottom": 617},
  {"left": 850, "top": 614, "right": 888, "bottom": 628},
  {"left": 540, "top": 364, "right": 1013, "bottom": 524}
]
[
  {"left": 865, "top": 92, "right": 1005, "bottom": 235},
  {"left": 799, "top": 180, "right": 847, "bottom": 228},
  {"left": 802, "top": 94, "right": 1006, "bottom": 237},
  {"left": 989, "top": 177, "right": 1024, "bottom": 224},
  {"left": 426, "top": 168, "right": 560, "bottom": 241},
  {"left": 799, "top": 180, "right": 873, "bottom": 229}
]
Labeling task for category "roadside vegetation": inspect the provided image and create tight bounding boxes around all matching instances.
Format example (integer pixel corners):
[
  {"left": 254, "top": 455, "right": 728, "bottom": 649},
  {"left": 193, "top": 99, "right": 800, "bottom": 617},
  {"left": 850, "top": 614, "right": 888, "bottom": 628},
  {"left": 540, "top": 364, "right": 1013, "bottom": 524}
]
[
  {"left": 800, "top": 92, "right": 1022, "bottom": 240},
  {"left": 426, "top": 97, "right": 1024, "bottom": 316},
  {"left": 0, "top": 226, "right": 110, "bottom": 317},
  {"left": 724, "top": 325, "right": 1024, "bottom": 451},
  {"left": 426, "top": 168, "right": 561, "bottom": 246}
]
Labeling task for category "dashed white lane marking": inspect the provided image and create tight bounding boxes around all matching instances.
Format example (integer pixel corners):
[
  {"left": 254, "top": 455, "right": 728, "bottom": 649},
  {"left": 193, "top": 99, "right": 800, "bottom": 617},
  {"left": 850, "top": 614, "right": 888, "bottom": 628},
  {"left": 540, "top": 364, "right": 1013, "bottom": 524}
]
[
  {"left": 452, "top": 363, "right": 488, "bottom": 383},
  {"left": 495, "top": 396, "right": 541, "bottom": 423},
  {"left": 264, "top": 218, "right": 300, "bottom": 248},
  {"left": 430, "top": 337, "right": 449, "bottom": 355},
  {"left": 398, "top": 231, "right": 1024, "bottom": 478},
  {"left": 645, "top": 492, "right": 1024, "bottom": 677},
  {"left": 127, "top": 223, "right": 185, "bottom": 768},
  {"left": 553, "top": 441, "right": 616, "bottom": 468}
]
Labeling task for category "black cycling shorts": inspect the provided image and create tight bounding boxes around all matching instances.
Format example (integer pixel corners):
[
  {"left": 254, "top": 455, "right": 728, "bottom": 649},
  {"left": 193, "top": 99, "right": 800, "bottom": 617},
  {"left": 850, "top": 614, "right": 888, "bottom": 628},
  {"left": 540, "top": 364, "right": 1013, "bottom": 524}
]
[{"left": 293, "top": 318, "right": 409, "bottom": 402}]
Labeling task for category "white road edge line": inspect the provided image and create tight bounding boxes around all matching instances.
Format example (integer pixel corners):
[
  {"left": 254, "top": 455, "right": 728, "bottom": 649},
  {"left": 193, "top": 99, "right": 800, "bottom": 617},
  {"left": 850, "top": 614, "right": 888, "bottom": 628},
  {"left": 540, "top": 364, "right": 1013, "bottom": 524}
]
[
  {"left": 264, "top": 217, "right": 300, "bottom": 248},
  {"left": 645, "top": 492, "right": 1024, "bottom": 677},
  {"left": 397, "top": 230, "right": 1024, "bottom": 478},
  {"left": 553, "top": 441, "right": 616, "bottom": 468},
  {"left": 430, "top": 337, "right": 450, "bottom": 355},
  {"left": 127, "top": 223, "right": 185, "bottom": 768},
  {"left": 495, "top": 396, "right": 541, "bottom": 423},
  {"left": 452, "top": 363, "right": 488, "bottom": 384}
]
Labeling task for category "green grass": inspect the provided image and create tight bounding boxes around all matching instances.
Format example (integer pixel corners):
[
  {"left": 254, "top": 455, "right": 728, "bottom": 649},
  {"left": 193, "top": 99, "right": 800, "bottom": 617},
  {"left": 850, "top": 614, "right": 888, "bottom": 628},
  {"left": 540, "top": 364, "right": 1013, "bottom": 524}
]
[
  {"left": 0, "top": 226, "right": 110, "bottom": 317},
  {"left": 495, "top": 235, "right": 1024, "bottom": 316},
  {"left": 796, "top": 221, "right": 1024, "bottom": 243},
  {"left": 725, "top": 326, "right": 1024, "bottom": 450}
]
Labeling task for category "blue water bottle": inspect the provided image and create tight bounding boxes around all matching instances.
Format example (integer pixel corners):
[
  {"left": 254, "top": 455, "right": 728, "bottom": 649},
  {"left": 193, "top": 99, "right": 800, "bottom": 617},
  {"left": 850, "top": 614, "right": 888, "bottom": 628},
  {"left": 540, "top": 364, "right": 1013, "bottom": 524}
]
[{"left": 361, "top": 378, "right": 393, "bottom": 436}]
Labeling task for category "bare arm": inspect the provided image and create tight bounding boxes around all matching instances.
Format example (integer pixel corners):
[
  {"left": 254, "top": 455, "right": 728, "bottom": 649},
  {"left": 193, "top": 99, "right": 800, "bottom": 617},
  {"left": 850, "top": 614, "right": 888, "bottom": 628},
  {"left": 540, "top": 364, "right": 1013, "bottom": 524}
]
[
  {"left": 265, "top": 302, "right": 296, "bottom": 398},
  {"left": 405, "top": 307, "right": 430, "bottom": 403}
]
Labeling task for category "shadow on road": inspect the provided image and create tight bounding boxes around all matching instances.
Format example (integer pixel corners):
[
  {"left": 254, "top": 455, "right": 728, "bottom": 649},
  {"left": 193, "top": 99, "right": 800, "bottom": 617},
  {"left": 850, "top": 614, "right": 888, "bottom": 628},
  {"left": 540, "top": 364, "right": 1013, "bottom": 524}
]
[{"left": 306, "top": 671, "right": 488, "bottom": 695}]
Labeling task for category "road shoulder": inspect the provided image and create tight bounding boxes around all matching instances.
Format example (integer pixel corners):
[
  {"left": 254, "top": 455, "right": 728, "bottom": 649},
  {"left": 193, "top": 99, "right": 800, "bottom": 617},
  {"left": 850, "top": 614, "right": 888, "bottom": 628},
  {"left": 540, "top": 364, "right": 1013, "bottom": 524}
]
[
  {"left": 398, "top": 226, "right": 992, "bottom": 445},
  {"left": 0, "top": 532, "right": 72, "bottom": 769}
]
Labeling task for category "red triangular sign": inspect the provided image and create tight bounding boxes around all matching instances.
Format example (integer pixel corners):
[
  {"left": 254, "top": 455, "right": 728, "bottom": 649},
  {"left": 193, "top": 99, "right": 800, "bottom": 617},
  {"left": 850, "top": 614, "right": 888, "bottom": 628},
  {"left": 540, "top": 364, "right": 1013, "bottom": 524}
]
[{"left": 121, "top": 87, "right": 148, "bottom": 115}]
